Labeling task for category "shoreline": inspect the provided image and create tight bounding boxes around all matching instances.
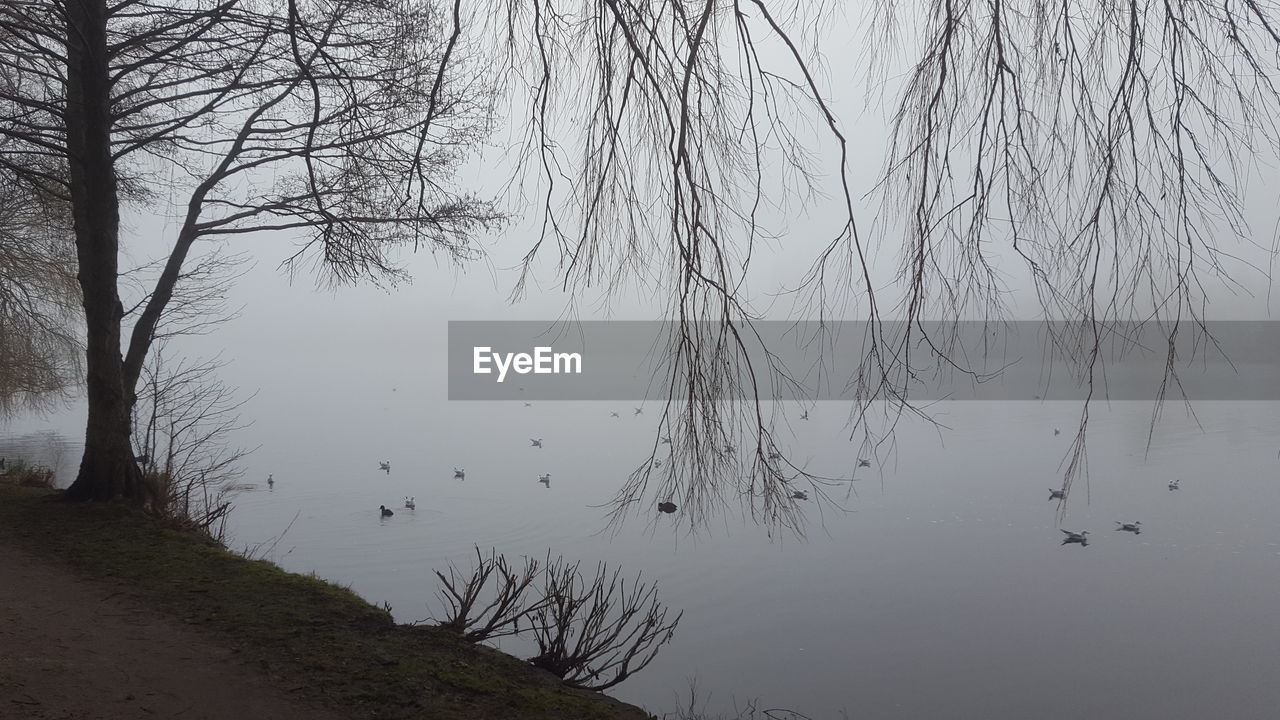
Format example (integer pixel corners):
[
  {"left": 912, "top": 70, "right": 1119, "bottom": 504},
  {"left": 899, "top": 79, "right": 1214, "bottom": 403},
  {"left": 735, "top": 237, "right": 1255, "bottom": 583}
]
[{"left": 0, "top": 484, "right": 652, "bottom": 720}]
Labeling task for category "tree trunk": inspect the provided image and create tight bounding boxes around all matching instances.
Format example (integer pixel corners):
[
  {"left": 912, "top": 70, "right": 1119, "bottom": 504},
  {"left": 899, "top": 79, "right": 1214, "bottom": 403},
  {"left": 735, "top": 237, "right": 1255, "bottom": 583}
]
[{"left": 61, "top": 0, "right": 147, "bottom": 504}]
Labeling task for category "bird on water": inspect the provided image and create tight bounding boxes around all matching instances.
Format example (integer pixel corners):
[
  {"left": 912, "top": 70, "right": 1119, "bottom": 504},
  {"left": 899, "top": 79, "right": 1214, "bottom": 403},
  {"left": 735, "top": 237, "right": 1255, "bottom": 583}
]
[{"left": 1060, "top": 530, "right": 1089, "bottom": 546}]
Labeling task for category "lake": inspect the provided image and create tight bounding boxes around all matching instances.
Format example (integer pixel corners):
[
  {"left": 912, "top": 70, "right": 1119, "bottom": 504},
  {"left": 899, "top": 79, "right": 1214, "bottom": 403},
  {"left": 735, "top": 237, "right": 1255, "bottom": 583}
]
[{"left": 6, "top": 395, "right": 1279, "bottom": 719}]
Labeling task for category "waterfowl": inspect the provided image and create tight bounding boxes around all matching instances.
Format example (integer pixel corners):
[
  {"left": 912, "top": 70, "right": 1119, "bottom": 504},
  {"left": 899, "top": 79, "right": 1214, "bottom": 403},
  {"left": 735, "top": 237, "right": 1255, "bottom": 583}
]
[
  {"left": 800, "top": 411, "right": 809, "bottom": 420},
  {"left": 379, "top": 505, "right": 394, "bottom": 517},
  {"left": 379, "top": 461, "right": 391, "bottom": 473},
  {"left": 610, "top": 411, "right": 620, "bottom": 418},
  {"left": 1168, "top": 479, "right": 1181, "bottom": 490},
  {"left": 1054, "top": 428, "right": 1061, "bottom": 436},
  {"left": 404, "top": 497, "right": 415, "bottom": 509},
  {"left": 857, "top": 458, "right": 871, "bottom": 468},
  {"left": 1060, "top": 529, "right": 1089, "bottom": 546},
  {"left": 657, "top": 501, "right": 677, "bottom": 514},
  {"left": 1049, "top": 488, "right": 1065, "bottom": 500},
  {"left": 634, "top": 407, "right": 644, "bottom": 416},
  {"left": 1115, "top": 521, "right": 1141, "bottom": 534},
  {"left": 524, "top": 402, "right": 533, "bottom": 407},
  {"left": 790, "top": 490, "right": 809, "bottom": 500},
  {"left": 267, "top": 474, "right": 274, "bottom": 488},
  {"left": 530, "top": 438, "right": 543, "bottom": 448},
  {"left": 453, "top": 468, "right": 466, "bottom": 480},
  {"left": 538, "top": 473, "right": 551, "bottom": 487}
]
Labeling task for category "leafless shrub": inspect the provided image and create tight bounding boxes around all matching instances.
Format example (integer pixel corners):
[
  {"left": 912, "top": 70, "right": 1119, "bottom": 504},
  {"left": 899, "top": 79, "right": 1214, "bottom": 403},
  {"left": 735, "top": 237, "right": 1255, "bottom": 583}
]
[
  {"left": 432, "top": 546, "right": 544, "bottom": 642},
  {"left": 1, "top": 459, "right": 56, "bottom": 489},
  {"left": 132, "top": 342, "right": 253, "bottom": 539},
  {"left": 527, "top": 554, "right": 682, "bottom": 691}
]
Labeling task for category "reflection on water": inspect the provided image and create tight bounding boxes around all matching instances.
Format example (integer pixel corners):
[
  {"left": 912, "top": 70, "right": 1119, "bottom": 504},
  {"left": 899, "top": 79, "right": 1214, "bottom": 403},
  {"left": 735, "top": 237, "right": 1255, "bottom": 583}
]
[{"left": 6, "top": 401, "right": 1280, "bottom": 718}]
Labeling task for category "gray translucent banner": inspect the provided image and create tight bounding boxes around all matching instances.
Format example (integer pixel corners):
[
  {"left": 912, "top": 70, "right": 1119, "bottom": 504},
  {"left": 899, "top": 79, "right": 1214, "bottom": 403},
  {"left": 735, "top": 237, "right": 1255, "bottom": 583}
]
[{"left": 448, "top": 321, "right": 1280, "bottom": 401}]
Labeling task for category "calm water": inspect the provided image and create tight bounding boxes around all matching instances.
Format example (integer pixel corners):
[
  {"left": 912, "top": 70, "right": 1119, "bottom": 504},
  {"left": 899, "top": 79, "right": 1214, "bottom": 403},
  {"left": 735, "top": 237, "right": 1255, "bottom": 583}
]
[{"left": 6, "top": 399, "right": 1280, "bottom": 718}]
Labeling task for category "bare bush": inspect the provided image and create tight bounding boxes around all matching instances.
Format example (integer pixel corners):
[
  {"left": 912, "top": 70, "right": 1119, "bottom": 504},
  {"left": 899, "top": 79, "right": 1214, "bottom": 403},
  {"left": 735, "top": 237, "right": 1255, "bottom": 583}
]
[
  {"left": 132, "top": 343, "right": 252, "bottom": 538},
  {"left": 1, "top": 459, "right": 56, "bottom": 489},
  {"left": 527, "top": 554, "right": 682, "bottom": 691},
  {"left": 432, "top": 546, "right": 544, "bottom": 642}
]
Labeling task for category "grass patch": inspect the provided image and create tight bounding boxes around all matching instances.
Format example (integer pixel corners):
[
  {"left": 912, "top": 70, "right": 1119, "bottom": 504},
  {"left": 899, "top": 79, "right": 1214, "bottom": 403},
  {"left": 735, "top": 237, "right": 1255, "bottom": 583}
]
[{"left": 0, "top": 484, "right": 651, "bottom": 720}]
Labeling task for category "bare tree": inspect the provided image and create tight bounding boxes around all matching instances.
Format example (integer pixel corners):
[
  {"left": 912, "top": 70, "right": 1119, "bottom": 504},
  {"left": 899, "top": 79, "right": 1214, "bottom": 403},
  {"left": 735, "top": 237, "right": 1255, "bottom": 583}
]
[
  {"left": 486, "top": 1, "right": 1280, "bottom": 526},
  {"left": 528, "top": 554, "right": 682, "bottom": 691},
  {"left": 1, "top": 0, "right": 501, "bottom": 503},
  {"left": 6, "top": 1, "right": 1277, "bottom": 522},
  {"left": 432, "top": 546, "right": 544, "bottom": 642},
  {"left": 866, "top": 0, "right": 1280, "bottom": 501},
  {"left": 132, "top": 342, "right": 252, "bottom": 533}
]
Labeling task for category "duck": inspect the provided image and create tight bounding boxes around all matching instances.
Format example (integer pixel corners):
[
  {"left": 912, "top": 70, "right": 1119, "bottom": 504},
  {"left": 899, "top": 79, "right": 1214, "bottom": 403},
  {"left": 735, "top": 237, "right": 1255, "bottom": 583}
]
[
  {"left": 538, "top": 473, "right": 551, "bottom": 487},
  {"left": 1115, "top": 521, "right": 1141, "bottom": 534},
  {"left": 1060, "top": 529, "right": 1089, "bottom": 546},
  {"left": 634, "top": 407, "right": 644, "bottom": 416},
  {"left": 266, "top": 474, "right": 274, "bottom": 488},
  {"left": 610, "top": 411, "right": 620, "bottom": 418},
  {"left": 1054, "top": 428, "right": 1061, "bottom": 436},
  {"left": 790, "top": 490, "right": 809, "bottom": 501},
  {"left": 453, "top": 467, "right": 466, "bottom": 480},
  {"left": 379, "top": 461, "right": 391, "bottom": 473},
  {"left": 379, "top": 505, "right": 394, "bottom": 517},
  {"left": 857, "top": 458, "right": 871, "bottom": 468},
  {"left": 404, "top": 496, "right": 415, "bottom": 509},
  {"left": 1049, "top": 488, "right": 1065, "bottom": 500},
  {"left": 530, "top": 438, "right": 543, "bottom": 448},
  {"left": 657, "top": 501, "right": 677, "bottom": 514},
  {"left": 524, "top": 402, "right": 533, "bottom": 407},
  {"left": 1168, "top": 479, "right": 1181, "bottom": 490},
  {"left": 800, "top": 410, "right": 809, "bottom": 421}
]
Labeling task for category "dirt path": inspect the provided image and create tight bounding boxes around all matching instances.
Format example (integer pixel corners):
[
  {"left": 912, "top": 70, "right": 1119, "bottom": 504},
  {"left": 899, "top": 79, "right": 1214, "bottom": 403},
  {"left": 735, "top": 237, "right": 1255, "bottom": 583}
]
[{"left": 0, "top": 543, "right": 349, "bottom": 720}]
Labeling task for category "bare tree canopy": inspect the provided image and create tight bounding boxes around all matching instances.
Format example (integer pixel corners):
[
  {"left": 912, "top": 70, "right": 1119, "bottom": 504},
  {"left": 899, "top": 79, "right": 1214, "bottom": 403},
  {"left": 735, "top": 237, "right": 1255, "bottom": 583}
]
[
  {"left": 480, "top": 0, "right": 1280, "bottom": 530},
  {"left": 1, "top": 0, "right": 502, "bottom": 501},
  {"left": 3, "top": 1, "right": 1278, "bottom": 523}
]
